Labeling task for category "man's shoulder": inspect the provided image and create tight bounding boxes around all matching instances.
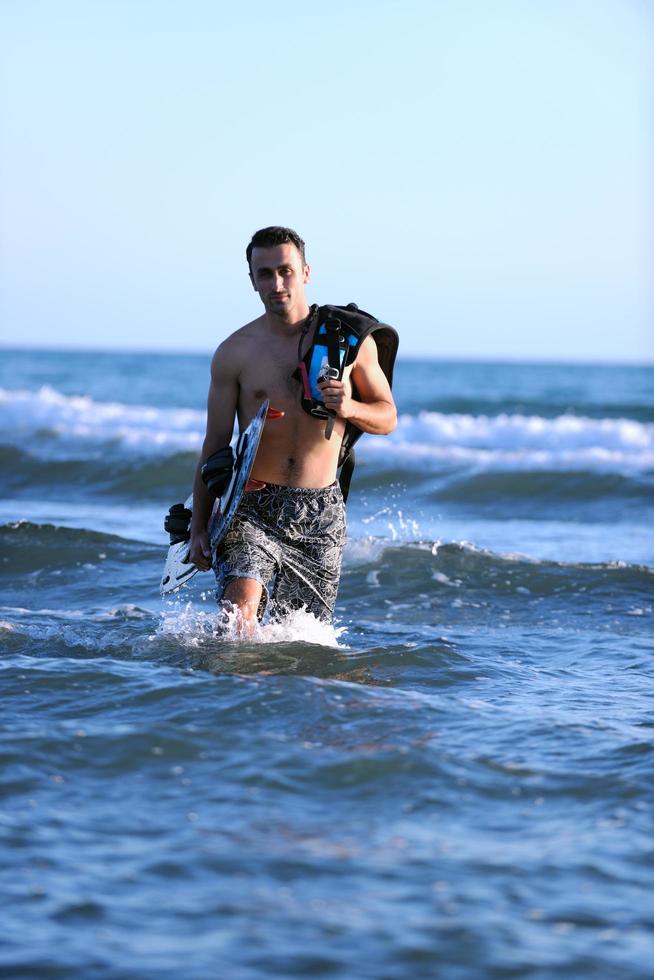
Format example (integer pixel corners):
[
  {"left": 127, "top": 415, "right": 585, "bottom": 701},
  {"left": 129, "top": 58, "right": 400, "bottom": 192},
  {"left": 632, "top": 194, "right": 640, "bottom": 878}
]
[
  {"left": 213, "top": 316, "right": 266, "bottom": 361},
  {"left": 351, "top": 333, "right": 379, "bottom": 368}
]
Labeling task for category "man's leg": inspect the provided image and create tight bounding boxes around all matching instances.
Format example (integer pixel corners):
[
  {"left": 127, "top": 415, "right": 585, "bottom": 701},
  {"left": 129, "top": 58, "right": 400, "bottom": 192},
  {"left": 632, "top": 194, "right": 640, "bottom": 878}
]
[
  {"left": 211, "top": 493, "right": 278, "bottom": 635},
  {"left": 269, "top": 485, "right": 346, "bottom": 623},
  {"left": 221, "top": 577, "right": 264, "bottom": 636}
]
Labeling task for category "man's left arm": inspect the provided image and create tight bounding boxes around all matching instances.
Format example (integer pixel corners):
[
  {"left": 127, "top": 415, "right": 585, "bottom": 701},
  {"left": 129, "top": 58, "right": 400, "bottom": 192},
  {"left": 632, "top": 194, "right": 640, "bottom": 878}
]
[{"left": 318, "top": 336, "right": 397, "bottom": 434}]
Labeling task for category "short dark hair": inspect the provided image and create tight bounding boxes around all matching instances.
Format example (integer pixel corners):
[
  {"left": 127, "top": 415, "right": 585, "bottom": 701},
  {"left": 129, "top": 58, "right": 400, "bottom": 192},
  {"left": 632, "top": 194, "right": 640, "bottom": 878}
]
[{"left": 246, "top": 226, "right": 306, "bottom": 271}]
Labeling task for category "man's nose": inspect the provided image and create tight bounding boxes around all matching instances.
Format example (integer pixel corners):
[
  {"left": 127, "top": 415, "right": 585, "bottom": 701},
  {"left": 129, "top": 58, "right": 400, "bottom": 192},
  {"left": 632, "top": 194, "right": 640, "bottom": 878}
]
[{"left": 272, "top": 272, "right": 285, "bottom": 291}]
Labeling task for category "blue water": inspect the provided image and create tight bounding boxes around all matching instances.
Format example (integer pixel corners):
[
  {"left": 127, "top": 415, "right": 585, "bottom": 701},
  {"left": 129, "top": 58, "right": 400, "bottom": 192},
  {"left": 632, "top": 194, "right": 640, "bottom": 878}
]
[{"left": 1, "top": 350, "right": 653, "bottom": 978}]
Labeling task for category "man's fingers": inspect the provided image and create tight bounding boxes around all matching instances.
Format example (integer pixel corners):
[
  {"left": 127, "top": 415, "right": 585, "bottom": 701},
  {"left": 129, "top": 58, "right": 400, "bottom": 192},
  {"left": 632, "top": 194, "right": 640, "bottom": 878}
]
[
  {"left": 318, "top": 383, "right": 344, "bottom": 400},
  {"left": 322, "top": 388, "right": 344, "bottom": 403},
  {"left": 188, "top": 535, "right": 212, "bottom": 570}
]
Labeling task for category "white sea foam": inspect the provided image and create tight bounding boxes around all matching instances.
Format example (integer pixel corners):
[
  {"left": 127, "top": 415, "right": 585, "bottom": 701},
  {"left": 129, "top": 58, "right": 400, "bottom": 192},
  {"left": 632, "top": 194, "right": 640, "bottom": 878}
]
[
  {"left": 0, "top": 385, "right": 205, "bottom": 453},
  {"left": 157, "top": 601, "right": 346, "bottom": 648},
  {"left": 0, "top": 605, "right": 151, "bottom": 622},
  {"left": 361, "top": 410, "right": 654, "bottom": 472},
  {"left": 2, "top": 386, "right": 653, "bottom": 471}
]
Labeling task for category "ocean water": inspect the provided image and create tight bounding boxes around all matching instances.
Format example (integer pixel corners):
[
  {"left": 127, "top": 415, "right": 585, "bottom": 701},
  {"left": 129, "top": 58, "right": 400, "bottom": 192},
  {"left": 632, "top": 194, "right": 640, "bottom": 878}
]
[{"left": 1, "top": 349, "right": 653, "bottom": 979}]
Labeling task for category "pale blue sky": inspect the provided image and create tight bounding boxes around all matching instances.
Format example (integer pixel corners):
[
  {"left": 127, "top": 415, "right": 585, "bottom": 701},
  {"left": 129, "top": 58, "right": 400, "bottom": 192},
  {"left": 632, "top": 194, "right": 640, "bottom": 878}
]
[{"left": 1, "top": 0, "right": 652, "bottom": 360}]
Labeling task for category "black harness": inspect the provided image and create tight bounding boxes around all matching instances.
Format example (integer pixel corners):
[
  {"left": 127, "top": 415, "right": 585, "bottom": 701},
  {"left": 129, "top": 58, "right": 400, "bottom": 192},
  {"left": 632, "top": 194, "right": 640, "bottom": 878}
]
[{"left": 292, "top": 303, "right": 399, "bottom": 502}]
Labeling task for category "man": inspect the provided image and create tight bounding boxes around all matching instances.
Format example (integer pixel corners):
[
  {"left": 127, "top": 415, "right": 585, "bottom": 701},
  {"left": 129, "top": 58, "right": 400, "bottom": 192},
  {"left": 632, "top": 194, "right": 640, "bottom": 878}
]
[{"left": 189, "top": 226, "right": 397, "bottom": 630}]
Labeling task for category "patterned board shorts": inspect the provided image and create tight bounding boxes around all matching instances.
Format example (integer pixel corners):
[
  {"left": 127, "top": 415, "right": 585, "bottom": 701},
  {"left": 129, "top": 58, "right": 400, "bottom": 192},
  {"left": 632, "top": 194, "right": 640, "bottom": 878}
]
[{"left": 210, "top": 481, "right": 347, "bottom": 623}]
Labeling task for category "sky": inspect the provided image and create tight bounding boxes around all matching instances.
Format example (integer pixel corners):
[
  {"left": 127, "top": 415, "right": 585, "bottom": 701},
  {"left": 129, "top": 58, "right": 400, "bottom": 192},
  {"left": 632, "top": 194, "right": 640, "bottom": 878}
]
[{"left": 0, "top": 0, "right": 652, "bottom": 361}]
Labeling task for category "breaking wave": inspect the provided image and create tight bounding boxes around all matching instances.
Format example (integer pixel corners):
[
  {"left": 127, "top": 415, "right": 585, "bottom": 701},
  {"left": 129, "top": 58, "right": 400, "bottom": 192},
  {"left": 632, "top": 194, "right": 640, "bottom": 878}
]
[
  {"left": 2, "top": 521, "right": 651, "bottom": 600},
  {"left": 2, "top": 386, "right": 653, "bottom": 475},
  {"left": 0, "top": 385, "right": 205, "bottom": 453}
]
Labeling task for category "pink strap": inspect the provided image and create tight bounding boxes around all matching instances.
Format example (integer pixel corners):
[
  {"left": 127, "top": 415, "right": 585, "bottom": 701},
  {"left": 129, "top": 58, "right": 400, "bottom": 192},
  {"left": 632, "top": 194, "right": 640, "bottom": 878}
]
[{"left": 297, "top": 361, "right": 312, "bottom": 400}]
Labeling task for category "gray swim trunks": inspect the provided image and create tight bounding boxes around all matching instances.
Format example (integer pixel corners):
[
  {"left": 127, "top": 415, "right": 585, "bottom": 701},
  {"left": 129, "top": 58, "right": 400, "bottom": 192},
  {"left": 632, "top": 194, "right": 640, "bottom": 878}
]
[{"left": 211, "top": 481, "right": 346, "bottom": 623}]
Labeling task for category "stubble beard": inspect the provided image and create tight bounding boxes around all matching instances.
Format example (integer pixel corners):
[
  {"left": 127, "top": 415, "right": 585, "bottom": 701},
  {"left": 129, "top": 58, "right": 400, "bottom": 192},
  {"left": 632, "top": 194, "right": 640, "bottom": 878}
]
[{"left": 267, "top": 291, "right": 298, "bottom": 324}]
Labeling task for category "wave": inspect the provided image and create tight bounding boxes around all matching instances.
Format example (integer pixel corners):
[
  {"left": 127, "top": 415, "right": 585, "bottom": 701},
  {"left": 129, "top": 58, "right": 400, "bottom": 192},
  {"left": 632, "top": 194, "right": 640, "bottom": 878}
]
[
  {"left": 353, "top": 463, "right": 653, "bottom": 503},
  {"left": 2, "top": 521, "right": 651, "bottom": 600},
  {"left": 342, "top": 539, "right": 654, "bottom": 598},
  {"left": 1, "top": 522, "right": 650, "bottom": 664},
  {"left": 364, "top": 411, "right": 654, "bottom": 473},
  {"left": 0, "top": 445, "right": 197, "bottom": 499},
  {"left": 0, "top": 385, "right": 205, "bottom": 454},
  {"left": 338, "top": 540, "right": 654, "bottom": 634},
  {"left": 0, "top": 520, "right": 160, "bottom": 574},
  {"left": 2, "top": 386, "right": 653, "bottom": 476},
  {"left": 3, "top": 446, "right": 652, "bottom": 512},
  {"left": 398, "top": 395, "right": 654, "bottom": 424},
  {"left": 426, "top": 469, "right": 654, "bottom": 505}
]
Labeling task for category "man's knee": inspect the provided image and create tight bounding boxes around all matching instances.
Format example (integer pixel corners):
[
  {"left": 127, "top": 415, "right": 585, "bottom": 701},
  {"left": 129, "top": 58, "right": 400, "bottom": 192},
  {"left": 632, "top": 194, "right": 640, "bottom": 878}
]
[{"left": 222, "top": 577, "right": 265, "bottom": 622}]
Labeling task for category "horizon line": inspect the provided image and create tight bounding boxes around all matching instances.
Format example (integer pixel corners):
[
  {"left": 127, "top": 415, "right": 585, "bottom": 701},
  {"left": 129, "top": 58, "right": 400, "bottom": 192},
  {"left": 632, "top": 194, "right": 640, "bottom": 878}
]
[{"left": 0, "top": 342, "right": 652, "bottom": 369}]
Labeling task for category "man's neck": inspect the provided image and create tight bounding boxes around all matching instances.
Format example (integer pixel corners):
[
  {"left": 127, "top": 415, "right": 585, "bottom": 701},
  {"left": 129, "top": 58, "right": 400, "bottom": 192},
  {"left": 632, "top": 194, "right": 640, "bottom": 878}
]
[{"left": 265, "top": 302, "right": 312, "bottom": 334}]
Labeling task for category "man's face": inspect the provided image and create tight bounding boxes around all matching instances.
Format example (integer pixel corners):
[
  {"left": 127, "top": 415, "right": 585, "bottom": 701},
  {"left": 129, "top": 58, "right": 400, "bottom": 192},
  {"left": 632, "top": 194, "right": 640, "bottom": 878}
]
[{"left": 249, "top": 243, "right": 310, "bottom": 319}]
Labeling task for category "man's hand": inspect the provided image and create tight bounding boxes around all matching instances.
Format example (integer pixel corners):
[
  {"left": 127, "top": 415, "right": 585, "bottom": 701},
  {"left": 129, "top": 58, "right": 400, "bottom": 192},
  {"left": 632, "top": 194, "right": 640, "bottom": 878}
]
[
  {"left": 316, "top": 338, "right": 397, "bottom": 436},
  {"left": 317, "top": 378, "right": 354, "bottom": 419},
  {"left": 189, "top": 529, "right": 212, "bottom": 571}
]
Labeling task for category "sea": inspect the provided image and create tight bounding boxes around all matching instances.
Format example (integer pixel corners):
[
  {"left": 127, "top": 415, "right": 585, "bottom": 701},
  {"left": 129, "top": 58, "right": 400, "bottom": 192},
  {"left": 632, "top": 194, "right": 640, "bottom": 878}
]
[{"left": 1, "top": 348, "right": 653, "bottom": 979}]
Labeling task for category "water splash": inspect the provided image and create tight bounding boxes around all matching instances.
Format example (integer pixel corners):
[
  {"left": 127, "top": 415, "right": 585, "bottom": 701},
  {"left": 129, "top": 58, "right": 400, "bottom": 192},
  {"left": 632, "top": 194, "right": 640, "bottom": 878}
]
[{"left": 157, "top": 599, "right": 347, "bottom": 649}]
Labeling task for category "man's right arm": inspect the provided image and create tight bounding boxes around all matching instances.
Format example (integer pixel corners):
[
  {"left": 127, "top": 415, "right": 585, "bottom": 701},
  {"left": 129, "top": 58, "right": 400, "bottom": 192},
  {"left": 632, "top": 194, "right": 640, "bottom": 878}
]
[{"left": 188, "top": 345, "right": 239, "bottom": 571}]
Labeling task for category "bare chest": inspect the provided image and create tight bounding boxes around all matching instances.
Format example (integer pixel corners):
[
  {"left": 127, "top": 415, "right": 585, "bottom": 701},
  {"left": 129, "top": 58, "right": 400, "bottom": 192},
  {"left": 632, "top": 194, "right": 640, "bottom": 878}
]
[{"left": 237, "top": 339, "right": 303, "bottom": 415}]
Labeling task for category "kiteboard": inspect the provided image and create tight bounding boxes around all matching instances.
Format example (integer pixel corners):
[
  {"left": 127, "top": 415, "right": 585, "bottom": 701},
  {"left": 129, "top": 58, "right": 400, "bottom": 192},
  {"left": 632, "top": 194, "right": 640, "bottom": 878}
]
[{"left": 160, "top": 398, "right": 270, "bottom": 595}]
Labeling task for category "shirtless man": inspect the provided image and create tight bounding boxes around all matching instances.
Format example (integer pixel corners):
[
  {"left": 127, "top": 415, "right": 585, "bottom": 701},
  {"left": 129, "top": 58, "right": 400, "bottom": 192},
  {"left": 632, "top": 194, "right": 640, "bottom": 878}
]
[{"left": 188, "top": 226, "right": 397, "bottom": 630}]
